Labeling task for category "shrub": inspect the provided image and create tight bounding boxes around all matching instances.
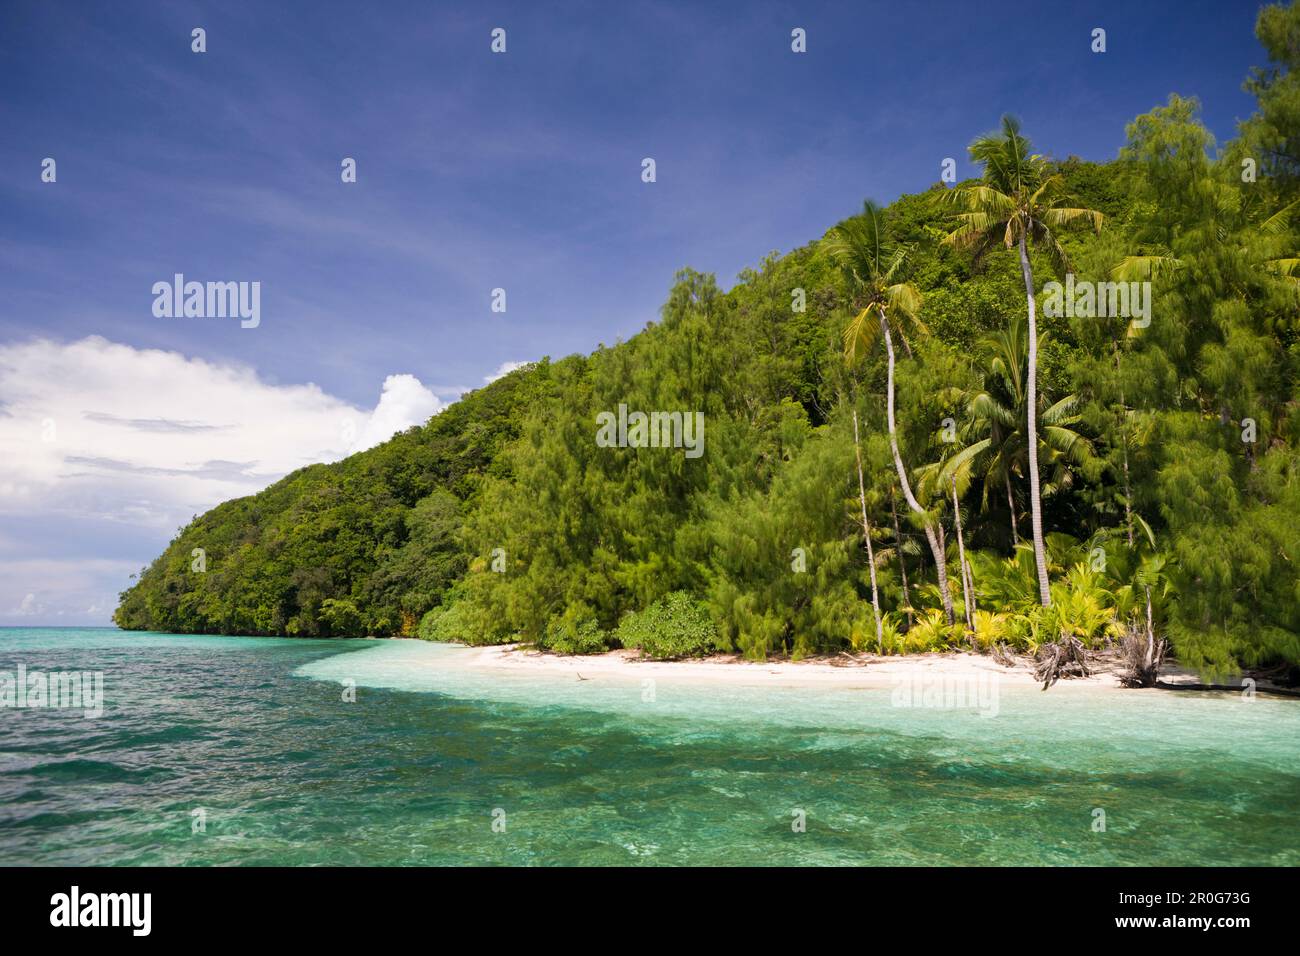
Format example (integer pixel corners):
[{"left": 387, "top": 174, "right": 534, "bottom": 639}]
[
  {"left": 903, "top": 609, "right": 961, "bottom": 653},
  {"left": 319, "top": 598, "right": 363, "bottom": 637},
  {"left": 417, "top": 604, "right": 457, "bottom": 641},
  {"left": 416, "top": 600, "right": 505, "bottom": 645},
  {"left": 616, "top": 592, "right": 719, "bottom": 660},
  {"left": 971, "top": 610, "right": 1011, "bottom": 649},
  {"left": 852, "top": 612, "right": 902, "bottom": 654},
  {"left": 541, "top": 604, "right": 611, "bottom": 655}
]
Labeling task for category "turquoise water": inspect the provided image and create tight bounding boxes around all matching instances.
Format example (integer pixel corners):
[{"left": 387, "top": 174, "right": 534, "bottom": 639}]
[{"left": 1, "top": 627, "right": 1297, "bottom": 865}]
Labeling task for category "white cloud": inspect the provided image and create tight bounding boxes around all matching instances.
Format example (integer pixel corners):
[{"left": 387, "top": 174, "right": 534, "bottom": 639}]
[
  {"left": 484, "top": 360, "right": 531, "bottom": 384},
  {"left": 347, "top": 373, "right": 442, "bottom": 453},
  {"left": 0, "top": 337, "right": 444, "bottom": 530}
]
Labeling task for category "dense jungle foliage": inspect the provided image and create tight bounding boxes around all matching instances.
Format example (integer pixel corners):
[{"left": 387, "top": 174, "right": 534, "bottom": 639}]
[{"left": 117, "top": 2, "right": 1300, "bottom": 675}]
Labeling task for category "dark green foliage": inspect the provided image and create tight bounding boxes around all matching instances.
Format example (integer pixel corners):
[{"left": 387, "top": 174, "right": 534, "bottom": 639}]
[
  {"left": 541, "top": 605, "right": 611, "bottom": 655},
  {"left": 114, "top": 365, "right": 554, "bottom": 636},
  {"left": 616, "top": 592, "right": 719, "bottom": 660}
]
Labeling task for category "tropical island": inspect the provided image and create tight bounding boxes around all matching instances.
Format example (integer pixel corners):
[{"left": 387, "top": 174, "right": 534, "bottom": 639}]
[{"left": 115, "top": 2, "right": 1300, "bottom": 693}]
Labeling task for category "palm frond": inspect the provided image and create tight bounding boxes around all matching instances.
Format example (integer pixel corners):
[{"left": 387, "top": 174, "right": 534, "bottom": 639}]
[
  {"left": 948, "top": 185, "right": 1016, "bottom": 216},
  {"left": 1110, "top": 255, "right": 1183, "bottom": 282},
  {"left": 937, "top": 439, "right": 992, "bottom": 489},
  {"left": 969, "top": 392, "right": 1019, "bottom": 429},
  {"left": 1042, "top": 425, "right": 1096, "bottom": 466},
  {"left": 1032, "top": 222, "right": 1073, "bottom": 276},
  {"left": 885, "top": 283, "right": 924, "bottom": 330},
  {"left": 1041, "top": 394, "right": 1081, "bottom": 424},
  {"left": 1043, "top": 206, "right": 1105, "bottom": 233},
  {"left": 1258, "top": 198, "right": 1300, "bottom": 236},
  {"left": 942, "top": 211, "right": 1003, "bottom": 248},
  {"left": 1262, "top": 257, "right": 1300, "bottom": 284},
  {"left": 842, "top": 308, "right": 882, "bottom": 364}
]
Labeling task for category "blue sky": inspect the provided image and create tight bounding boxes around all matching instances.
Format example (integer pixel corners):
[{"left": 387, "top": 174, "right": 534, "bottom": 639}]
[{"left": 0, "top": 0, "right": 1271, "bottom": 624}]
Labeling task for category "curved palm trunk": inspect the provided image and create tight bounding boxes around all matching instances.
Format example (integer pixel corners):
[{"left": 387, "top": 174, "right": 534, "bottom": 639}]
[
  {"left": 1016, "top": 236, "right": 1052, "bottom": 607},
  {"left": 852, "top": 410, "right": 884, "bottom": 653},
  {"left": 951, "top": 477, "right": 974, "bottom": 634},
  {"left": 1144, "top": 586, "right": 1155, "bottom": 664},
  {"left": 890, "top": 489, "right": 914, "bottom": 628},
  {"left": 880, "top": 308, "right": 955, "bottom": 625}
]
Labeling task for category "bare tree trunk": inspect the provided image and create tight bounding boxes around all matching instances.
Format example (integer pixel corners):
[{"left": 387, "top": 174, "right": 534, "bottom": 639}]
[
  {"left": 1005, "top": 473, "right": 1020, "bottom": 547},
  {"left": 951, "top": 477, "right": 973, "bottom": 633},
  {"left": 915, "top": 519, "right": 927, "bottom": 593},
  {"left": 1017, "top": 236, "right": 1052, "bottom": 607},
  {"left": 1144, "top": 584, "right": 1156, "bottom": 671},
  {"left": 890, "top": 489, "right": 914, "bottom": 628},
  {"left": 933, "top": 522, "right": 959, "bottom": 635},
  {"left": 965, "top": 556, "right": 977, "bottom": 625},
  {"left": 880, "top": 308, "right": 955, "bottom": 625},
  {"left": 853, "top": 410, "right": 884, "bottom": 653}
]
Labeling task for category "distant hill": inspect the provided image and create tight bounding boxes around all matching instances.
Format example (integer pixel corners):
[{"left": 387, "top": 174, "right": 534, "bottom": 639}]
[{"left": 116, "top": 138, "right": 1300, "bottom": 676}]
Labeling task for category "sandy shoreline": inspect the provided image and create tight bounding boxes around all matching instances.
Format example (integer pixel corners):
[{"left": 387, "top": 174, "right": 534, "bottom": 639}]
[
  {"left": 409, "top": 642, "right": 1300, "bottom": 697},
  {"left": 453, "top": 642, "right": 1137, "bottom": 691}
]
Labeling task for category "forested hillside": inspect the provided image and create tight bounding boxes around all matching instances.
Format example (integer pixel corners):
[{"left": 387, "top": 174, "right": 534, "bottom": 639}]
[{"left": 117, "top": 1, "right": 1300, "bottom": 677}]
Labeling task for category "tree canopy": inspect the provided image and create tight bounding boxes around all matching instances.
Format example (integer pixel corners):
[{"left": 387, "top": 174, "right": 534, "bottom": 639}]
[{"left": 117, "top": 1, "right": 1300, "bottom": 677}]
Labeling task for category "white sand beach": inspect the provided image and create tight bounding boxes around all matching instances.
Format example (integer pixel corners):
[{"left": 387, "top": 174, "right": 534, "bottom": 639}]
[
  {"left": 433, "top": 642, "right": 1283, "bottom": 695},
  {"left": 454, "top": 643, "right": 1128, "bottom": 690}
]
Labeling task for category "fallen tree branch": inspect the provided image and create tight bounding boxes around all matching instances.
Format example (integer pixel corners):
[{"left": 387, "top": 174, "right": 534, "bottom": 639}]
[{"left": 1034, "top": 636, "right": 1090, "bottom": 690}]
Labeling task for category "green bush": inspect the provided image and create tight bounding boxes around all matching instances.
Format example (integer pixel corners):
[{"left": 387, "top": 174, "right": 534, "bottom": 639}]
[
  {"left": 319, "top": 598, "right": 364, "bottom": 637},
  {"left": 417, "top": 602, "right": 473, "bottom": 643},
  {"left": 541, "top": 604, "right": 611, "bottom": 655},
  {"left": 856, "top": 612, "right": 903, "bottom": 655},
  {"left": 616, "top": 592, "right": 719, "bottom": 660},
  {"left": 902, "top": 609, "right": 962, "bottom": 653},
  {"left": 417, "top": 606, "right": 446, "bottom": 641}
]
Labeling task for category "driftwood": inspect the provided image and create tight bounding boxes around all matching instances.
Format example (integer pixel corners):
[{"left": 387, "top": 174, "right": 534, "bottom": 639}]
[
  {"left": 991, "top": 642, "right": 1018, "bottom": 668},
  {"left": 1117, "top": 620, "right": 1168, "bottom": 688},
  {"left": 830, "top": 652, "right": 868, "bottom": 668},
  {"left": 1034, "top": 636, "right": 1090, "bottom": 690}
]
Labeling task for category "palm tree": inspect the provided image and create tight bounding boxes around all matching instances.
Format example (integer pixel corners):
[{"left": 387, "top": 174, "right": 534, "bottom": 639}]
[
  {"left": 943, "top": 318, "right": 1098, "bottom": 550},
  {"left": 916, "top": 453, "right": 977, "bottom": 637},
  {"left": 888, "top": 485, "right": 916, "bottom": 628},
  {"left": 959, "top": 319, "right": 1029, "bottom": 547},
  {"left": 943, "top": 116, "right": 1104, "bottom": 606},
  {"left": 852, "top": 410, "right": 884, "bottom": 652},
  {"left": 827, "top": 201, "right": 957, "bottom": 625}
]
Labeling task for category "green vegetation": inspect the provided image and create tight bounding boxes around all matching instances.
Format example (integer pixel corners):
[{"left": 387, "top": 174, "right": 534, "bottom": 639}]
[
  {"left": 616, "top": 592, "right": 719, "bottom": 660},
  {"left": 117, "top": 2, "right": 1300, "bottom": 679}
]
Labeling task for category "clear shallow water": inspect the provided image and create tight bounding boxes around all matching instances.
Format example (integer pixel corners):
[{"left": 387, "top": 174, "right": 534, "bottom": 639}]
[{"left": 1, "top": 627, "right": 1297, "bottom": 866}]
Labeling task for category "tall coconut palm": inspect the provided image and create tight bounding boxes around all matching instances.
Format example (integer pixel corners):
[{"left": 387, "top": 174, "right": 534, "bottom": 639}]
[
  {"left": 943, "top": 116, "right": 1104, "bottom": 606},
  {"left": 889, "top": 486, "right": 916, "bottom": 628},
  {"left": 852, "top": 410, "right": 884, "bottom": 652},
  {"left": 943, "top": 318, "right": 1098, "bottom": 550},
  {"left": 827, "top": 200, "right": 956, "bottom": 625}
]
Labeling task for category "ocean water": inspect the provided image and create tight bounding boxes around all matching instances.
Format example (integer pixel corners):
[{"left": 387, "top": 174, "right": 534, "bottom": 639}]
[{"left": 1, "top": 627, "right": 1297, "bottom": 866}]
